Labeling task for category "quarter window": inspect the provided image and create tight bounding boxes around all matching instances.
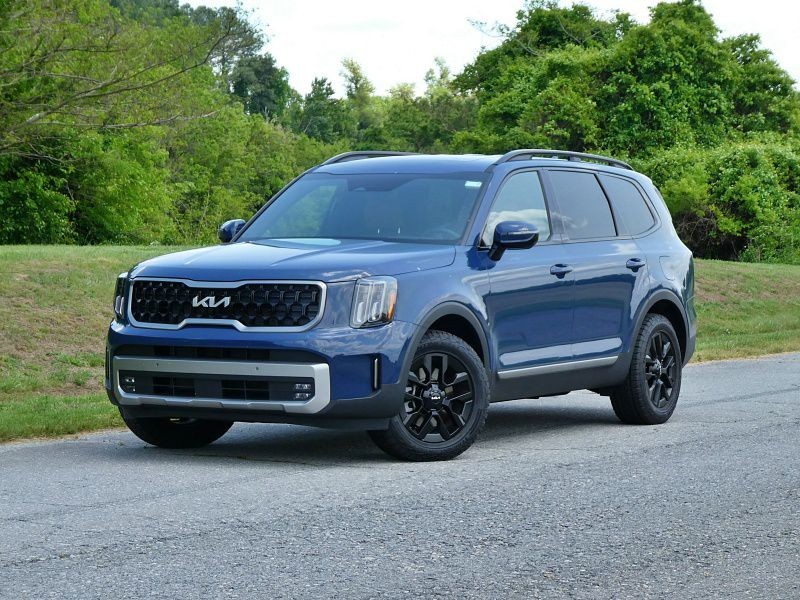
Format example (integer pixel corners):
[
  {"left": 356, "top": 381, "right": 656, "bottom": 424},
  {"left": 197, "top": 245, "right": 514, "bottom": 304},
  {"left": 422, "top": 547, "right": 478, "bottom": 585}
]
[
  {"left": 549, "top": 170, "right": 616, "bottom": 240},
  {"left": 481, "top": 171, "right": 550, "bottom": 246},
  {"left": 599, "top": 175, "right": 655, "bottom": 235}
]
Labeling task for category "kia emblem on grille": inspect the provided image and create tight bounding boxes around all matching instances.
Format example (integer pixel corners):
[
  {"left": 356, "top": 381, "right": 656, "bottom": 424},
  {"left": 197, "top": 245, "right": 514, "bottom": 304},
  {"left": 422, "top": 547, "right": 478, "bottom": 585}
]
[{"left": 191, "top": 295, "right": 231, "bottom": 308}]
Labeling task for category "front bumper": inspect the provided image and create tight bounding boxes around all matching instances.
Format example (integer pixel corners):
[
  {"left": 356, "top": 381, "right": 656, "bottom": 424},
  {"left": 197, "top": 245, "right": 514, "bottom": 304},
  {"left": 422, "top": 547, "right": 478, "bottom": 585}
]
[
  {"left": 112, "top": 356, "right": 331, "bottom": 414},
  {"left": 106, "top": 318, "right": 416, "bottom": 428}
]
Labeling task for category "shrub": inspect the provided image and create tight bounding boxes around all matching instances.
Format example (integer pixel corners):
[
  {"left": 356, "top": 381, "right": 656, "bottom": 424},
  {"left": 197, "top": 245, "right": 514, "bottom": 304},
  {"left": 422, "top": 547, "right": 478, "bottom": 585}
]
[{"left": 640, "top": 140, "right": 800, "bottom": 264}]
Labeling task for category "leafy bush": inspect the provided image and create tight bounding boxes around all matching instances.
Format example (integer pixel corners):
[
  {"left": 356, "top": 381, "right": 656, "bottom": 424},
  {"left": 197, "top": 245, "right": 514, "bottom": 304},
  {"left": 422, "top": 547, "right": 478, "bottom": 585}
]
[
  {"left": 640, "top": 140, "right": 800, "bottom": 264},
  {"left": 0, "top": 168, "right": 74, "bottom": 244}
]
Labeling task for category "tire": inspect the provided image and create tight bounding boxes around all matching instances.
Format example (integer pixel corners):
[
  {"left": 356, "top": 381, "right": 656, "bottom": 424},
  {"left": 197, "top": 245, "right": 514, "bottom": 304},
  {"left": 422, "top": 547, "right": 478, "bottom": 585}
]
[
  {"left": 610, "top": 314, "right": 682, "bottom": 425},
  {"left": 368, "top": 330, "right": 490, "bottom": 461},
  {"left": 121, "top": 411, "right": 233, "bottom": 449}
]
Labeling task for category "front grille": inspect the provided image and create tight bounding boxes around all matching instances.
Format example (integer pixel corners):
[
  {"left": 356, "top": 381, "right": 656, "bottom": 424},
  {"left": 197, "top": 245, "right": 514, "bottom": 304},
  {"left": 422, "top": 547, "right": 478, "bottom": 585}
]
[
  {"left": 129, "top": 280, "right": 323, "bottom": 328},
  {"left": 153, "top": 376, "right": 195, "bottom": 397}
]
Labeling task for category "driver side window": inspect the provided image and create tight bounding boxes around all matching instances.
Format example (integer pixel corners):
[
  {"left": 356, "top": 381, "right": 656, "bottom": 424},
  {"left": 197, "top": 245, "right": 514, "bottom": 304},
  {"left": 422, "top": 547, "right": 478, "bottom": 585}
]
[{"left": 481, "top": 171, "right": 551, "bottom": 246}]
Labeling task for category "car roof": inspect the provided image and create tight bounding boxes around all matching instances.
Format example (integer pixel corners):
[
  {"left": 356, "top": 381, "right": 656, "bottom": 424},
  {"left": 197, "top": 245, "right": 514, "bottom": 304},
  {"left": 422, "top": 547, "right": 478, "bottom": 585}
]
[
  {"left": 311, "top": 153, "right": 642, "bottom": 177},
  {"left": 313, "top": 154, "right": 501, "bottom": 174}
]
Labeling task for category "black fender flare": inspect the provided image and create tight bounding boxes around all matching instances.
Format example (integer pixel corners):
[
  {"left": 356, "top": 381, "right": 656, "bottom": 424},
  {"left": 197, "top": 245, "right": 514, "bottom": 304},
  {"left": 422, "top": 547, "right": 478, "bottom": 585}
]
[
  {"left": 402, "top": 302, "right": 492, "bottom": 379},
  {"left": 633, "top": 289, "right": 689, "bottom": 356}
]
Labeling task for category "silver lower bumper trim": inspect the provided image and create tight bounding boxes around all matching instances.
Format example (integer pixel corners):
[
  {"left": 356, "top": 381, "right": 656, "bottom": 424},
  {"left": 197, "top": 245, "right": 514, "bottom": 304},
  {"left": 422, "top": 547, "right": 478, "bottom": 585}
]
[{"left": 112, "top": 356, "right": 330, "bottom": 414}]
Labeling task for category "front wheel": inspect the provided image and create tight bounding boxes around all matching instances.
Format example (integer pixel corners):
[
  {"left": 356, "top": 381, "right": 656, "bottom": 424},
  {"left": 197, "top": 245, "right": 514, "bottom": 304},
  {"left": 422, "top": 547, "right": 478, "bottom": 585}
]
[
  {"left": 610, "top": 314, "right": 682, "bottom": 425},
  {"left": 368, "top": 330, "right": 490, "bottom": 461},
  {"left": 121, "top": 411, "right": 233, "bottom": 448}
]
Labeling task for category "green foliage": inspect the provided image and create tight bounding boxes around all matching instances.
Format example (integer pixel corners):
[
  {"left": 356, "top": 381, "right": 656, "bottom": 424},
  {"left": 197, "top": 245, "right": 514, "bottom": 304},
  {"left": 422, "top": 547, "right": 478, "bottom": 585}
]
[
  {"left": 70, "top": 130, "right": 174, "bottom": 244},
  {"left": 1, "top": 0, "right": 799, "bottom": 265},
  {"left": 471, "top": 48, "right": 604, "bottom": 152},
  {"left": 453, "top": 0, "right": 800, "bottom": 263},
  {"left": 295, "top": 78, "right": 355, "bottom": 143},
  {"left": 231, "top": 54, "right": 293, "bottom": 119},
  {"left": 639, "top": 139, "right": 800, "bottom": 264},
  {"left": 0, "top": 167, "right": 74, "bottom": 244},
  {"left": 724, "top": 34, "right": 797, "bottom": 133},
  {"left": 456, "top": 0, "right": 630, "bottom": 97},
  {"left": 599, "top": 1, "right": 734, "bottom": 153}
]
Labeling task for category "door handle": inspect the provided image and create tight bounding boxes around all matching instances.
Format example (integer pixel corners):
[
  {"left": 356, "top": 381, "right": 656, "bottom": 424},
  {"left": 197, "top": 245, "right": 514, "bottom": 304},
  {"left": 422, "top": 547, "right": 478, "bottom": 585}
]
[
  {"left": 550, "top": 264, "right": 573, "bottom": 278},
  {"left": 626, "top": 258, "right": 647, "bottom": 271}
]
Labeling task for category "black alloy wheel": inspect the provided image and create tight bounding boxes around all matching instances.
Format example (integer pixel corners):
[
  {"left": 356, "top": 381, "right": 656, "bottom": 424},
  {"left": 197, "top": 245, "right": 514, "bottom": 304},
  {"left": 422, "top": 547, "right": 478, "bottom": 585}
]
[
  {"left": 645, "top": 330, "right": 678, "bottom": 409},
  {"left": 610, "top": 314, "right": 682, "bottom": 425},
  {"left": 368, "top": 330, "right": 490, "bottom": 461},
  {"left": 403, "top": 351, "right": 474, "bottom": 442}
]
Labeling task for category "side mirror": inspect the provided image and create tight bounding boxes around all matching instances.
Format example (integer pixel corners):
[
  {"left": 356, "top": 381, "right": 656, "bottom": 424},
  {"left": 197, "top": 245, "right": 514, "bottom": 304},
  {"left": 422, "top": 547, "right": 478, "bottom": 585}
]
[
  {"left": 488, "top": 221, "right": 539, "bottom": 261},
  {"left": 218, "top": 219, "right": 246, "bottom": 243}
]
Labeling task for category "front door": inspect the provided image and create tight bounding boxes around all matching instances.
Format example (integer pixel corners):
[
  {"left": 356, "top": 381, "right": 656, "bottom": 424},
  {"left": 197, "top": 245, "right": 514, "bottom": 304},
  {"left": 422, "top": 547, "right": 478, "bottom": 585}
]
[{"left": 482, "top": 170, "right": 574, "bottom": 373}]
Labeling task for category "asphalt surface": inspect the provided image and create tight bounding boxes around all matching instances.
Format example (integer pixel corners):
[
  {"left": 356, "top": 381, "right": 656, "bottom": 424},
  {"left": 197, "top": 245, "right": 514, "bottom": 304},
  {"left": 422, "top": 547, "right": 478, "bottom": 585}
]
[{"left": 1, "top": 353, "right": 799, "bottom": 599}]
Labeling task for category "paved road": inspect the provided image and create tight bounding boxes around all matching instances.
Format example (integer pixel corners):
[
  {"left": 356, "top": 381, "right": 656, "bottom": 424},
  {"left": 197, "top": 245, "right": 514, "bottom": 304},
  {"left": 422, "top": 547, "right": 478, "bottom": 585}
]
[{"left": 1, "top": 354, "right": 799, "bottom": 599}]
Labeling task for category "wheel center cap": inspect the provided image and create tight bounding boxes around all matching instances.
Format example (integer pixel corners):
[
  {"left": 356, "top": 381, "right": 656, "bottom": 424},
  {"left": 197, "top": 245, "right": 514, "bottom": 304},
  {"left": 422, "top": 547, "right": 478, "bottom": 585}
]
[
  {"left": 653, "top": 360, "right": 663, "bottom": 375},
  {"left": 424, "top": 385, "right": 445, "bottom": 409}
]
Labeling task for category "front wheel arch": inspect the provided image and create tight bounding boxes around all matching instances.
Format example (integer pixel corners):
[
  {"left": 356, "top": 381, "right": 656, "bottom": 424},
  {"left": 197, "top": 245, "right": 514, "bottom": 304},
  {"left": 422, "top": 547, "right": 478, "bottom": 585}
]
[{"left": 407, "top": 302, "right": 491, "bottom": 375}]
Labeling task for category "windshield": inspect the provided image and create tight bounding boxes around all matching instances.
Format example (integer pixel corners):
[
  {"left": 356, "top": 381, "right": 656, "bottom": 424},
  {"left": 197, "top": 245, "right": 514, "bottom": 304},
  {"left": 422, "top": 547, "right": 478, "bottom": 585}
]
[{"left": 238, "top": 172, "right": 489, "bottom": 244}]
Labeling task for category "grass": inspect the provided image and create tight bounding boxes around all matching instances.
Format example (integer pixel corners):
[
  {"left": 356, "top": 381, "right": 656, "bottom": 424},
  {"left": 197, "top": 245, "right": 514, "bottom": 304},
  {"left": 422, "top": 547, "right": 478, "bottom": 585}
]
[
  {"left": 0, "top": 245, "right": 187, "bottom": 442},
  {"left": 1, "top": 245, "right": 799, "bottom": 443},
  {"left": 693, "top": 259, "right": 800, "bottom": 361}
]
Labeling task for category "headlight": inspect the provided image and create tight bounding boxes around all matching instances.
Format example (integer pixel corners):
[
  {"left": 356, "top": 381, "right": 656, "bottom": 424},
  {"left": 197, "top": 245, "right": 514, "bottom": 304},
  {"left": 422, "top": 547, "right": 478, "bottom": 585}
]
[
  {"left": 350, "top": 276, "right": 397, "bottom": 328},
  {"left": 113, "top": 272, "right": 128, "bottom": 320}
]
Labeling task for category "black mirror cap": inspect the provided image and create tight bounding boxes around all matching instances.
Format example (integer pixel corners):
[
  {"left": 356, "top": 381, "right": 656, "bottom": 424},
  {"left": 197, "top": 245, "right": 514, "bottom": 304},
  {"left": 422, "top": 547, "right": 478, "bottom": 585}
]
[
  {"left": 218, "top": 219, "right": 246, "bottom": 243},
  {"left": 488, "top": 221, "right": 539, "bottom": 261}
]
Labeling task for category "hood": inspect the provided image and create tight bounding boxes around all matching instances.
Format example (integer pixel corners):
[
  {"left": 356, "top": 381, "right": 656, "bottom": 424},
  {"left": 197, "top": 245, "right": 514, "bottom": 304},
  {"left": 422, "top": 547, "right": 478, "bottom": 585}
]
[{"left": 130, "top": 239, "right": 456, "bottom": 282}]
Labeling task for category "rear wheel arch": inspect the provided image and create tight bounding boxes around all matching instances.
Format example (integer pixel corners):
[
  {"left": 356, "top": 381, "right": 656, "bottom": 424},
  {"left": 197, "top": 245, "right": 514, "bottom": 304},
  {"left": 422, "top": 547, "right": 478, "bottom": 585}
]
[{"left": 641, "top": 294, "right": 688, "bottom": 363}]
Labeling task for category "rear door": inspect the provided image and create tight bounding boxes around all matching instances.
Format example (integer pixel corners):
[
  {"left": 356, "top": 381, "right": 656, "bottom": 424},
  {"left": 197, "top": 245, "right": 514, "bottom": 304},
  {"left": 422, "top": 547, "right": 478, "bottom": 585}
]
[{"left": 545, "top": 169, "right": 649, "bottom": 362}]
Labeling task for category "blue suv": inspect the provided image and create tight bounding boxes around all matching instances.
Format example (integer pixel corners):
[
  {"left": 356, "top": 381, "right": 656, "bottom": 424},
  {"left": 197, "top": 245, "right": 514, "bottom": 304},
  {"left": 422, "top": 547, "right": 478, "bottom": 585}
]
[{"left": 107, "top": 150, "right": 696, "bottom": 461}]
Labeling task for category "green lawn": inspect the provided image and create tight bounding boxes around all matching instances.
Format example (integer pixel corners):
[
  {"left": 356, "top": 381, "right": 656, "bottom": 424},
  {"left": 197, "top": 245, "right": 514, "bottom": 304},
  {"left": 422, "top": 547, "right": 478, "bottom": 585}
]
[
  {"left": 0, "top": 245, "right": 187, "bottom": 442},
  {"left": 1, "top": 245, "right": 799, "bottom": 443}
]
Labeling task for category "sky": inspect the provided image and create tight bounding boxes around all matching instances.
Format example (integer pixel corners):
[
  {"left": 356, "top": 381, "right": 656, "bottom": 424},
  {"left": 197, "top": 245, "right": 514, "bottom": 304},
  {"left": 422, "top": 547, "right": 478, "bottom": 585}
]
[{"left": 190, "top": 0, "right": 800, "bottom": 96}]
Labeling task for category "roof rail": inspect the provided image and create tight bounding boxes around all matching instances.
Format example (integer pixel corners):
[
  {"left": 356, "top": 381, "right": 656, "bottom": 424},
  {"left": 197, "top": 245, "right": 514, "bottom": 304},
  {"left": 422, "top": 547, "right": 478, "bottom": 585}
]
[
  {"left": 494, "top": 149, "right": 633, "bottom": 171},
  {"left": 320, "top": 151, "right": 418, "bottom": 165}
]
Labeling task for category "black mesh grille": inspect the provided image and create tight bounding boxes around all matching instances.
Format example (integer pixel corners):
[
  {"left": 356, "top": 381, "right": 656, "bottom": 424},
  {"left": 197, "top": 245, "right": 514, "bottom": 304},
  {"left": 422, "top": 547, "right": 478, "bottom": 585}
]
[
  {"left": 152, "top": 376, "right": 195, "bottom": 397},
  {"left": 129, "top": 280, "right": 322, "bottom": 328}
]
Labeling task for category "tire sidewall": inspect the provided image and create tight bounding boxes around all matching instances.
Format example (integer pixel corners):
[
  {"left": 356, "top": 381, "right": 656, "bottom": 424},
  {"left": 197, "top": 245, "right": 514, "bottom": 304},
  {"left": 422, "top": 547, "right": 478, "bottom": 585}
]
[{"left": 636, "top": 317, "right": 682, "bottom": 422}]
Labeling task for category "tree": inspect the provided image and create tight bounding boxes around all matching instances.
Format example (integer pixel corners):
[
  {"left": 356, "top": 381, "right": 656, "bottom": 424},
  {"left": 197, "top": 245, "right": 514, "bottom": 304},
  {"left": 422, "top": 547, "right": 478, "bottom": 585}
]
[
  {"left": 724, "top": 34, "right": 797, "bottom": 133},
  {"left": 341, "top": 58, "right": 377, "bottom": 143},
  {"left": 0, "top": 0, "right": 245, "bottom": 160},
  {"left": 185, "top": 4, "right": 263, "bottom": 86},
  {"left": 598, "top": 0, "right": 734, "bottom": 153},
  {"left": 456, "top": 0, "right": 631, "bottom": 97},
  {"left": 231, "top": 54, "right": 292, "bottom": 119},
  {"left": 297, "top": 78, "right": 354, "bottom": 143}
]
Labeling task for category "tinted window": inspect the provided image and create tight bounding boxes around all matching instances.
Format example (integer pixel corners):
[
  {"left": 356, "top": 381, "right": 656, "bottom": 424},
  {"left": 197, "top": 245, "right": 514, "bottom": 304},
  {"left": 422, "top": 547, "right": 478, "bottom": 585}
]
[
  {"left": 239, "top": 172, "right": 489, "bottom": 244},
  {"left": 481, "top": 171, "right": 550, "bottom": 245},
  {"left": 599, "top": 175, "right": 655, "bottom": 235},
  {"left": 549, "top": 170, "right": 616, "bottom": 240}
]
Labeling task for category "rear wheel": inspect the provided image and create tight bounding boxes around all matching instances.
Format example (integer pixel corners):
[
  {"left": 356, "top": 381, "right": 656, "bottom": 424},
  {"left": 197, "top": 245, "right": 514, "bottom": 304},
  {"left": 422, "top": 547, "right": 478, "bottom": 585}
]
[
  {"left": 610, "top": 314, "right": 682, "bottom": 425},
  {"left": 368, "top": 331, "right": 489, "bottom": 461},
  {"left": 121, "top": 411, "right": 233, "bottom": 448}
]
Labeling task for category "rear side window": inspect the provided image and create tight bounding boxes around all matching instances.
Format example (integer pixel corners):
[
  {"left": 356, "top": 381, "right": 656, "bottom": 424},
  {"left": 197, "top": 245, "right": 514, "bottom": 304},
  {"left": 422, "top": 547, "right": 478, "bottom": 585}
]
[
  {"left": 481, "top": 171, "right": 550, "bottom": 245},
  {"left": 548, "top": 170, "right": 616, "bottom": 240},
  {"left": 599, "top": 175, "right": 655, "bottom": 235}
]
